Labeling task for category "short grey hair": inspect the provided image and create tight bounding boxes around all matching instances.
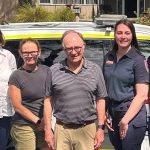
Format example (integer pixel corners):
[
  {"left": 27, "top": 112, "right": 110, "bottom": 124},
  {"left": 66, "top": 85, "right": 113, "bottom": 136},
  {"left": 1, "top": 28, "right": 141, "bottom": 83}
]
[{"left": 61, "top": 30, "right": 85, "bottom": 48}]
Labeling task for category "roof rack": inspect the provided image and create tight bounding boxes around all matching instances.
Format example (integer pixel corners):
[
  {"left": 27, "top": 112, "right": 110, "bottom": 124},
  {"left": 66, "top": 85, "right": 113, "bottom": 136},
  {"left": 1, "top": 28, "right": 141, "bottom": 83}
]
[{"left": 95, "top": 14, "right": 127, "bottom": 26}]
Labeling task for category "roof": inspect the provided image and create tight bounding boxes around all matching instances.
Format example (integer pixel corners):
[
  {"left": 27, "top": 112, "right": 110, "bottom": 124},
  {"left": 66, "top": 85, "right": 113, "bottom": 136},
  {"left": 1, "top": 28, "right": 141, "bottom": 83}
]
[{"left": 0, "top": 22, "right": 150, "bottom": 40}]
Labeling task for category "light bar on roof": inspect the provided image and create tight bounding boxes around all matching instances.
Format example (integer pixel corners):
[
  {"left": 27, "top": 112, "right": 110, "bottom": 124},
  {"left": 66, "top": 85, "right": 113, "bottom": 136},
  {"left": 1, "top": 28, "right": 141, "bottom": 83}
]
[{"left": 95, "top": 14, "right": 127, "bottom": 26}]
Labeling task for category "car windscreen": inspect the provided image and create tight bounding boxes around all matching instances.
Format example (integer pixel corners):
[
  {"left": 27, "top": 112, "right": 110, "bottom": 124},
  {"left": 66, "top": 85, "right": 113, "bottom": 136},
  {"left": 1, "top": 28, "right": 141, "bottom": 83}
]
[
  {"left": 4, "top": 39, "right": 113, "bottom": 68},
  {"left": 4, "top": 39, "right": 150, "bottom": 68}
]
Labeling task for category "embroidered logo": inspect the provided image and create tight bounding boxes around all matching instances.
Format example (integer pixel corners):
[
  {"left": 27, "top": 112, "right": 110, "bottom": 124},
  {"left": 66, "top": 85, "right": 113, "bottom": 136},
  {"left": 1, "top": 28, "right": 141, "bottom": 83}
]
[{"left": 106, "top": 60, "right": 114, "bottom": 64}]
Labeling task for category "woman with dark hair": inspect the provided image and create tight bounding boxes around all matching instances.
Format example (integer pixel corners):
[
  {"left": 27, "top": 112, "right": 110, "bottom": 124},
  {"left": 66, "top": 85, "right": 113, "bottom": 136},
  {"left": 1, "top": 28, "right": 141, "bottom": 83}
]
[
  {"left": 103, "top": 19, "right": 149, "bottom": 150},
  {"left": 0, "top": 30, "right": 16, "bottom": 150},
  {"left": 8, "top": 38, "right": 50, "bottom": 150}
]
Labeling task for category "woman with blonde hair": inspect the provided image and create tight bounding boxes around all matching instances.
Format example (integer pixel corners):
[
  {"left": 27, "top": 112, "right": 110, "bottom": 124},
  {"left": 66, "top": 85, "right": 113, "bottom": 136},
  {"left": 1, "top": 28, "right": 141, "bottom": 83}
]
[{"left": 9, "top": 38, "right": 51, "bottom": 150}]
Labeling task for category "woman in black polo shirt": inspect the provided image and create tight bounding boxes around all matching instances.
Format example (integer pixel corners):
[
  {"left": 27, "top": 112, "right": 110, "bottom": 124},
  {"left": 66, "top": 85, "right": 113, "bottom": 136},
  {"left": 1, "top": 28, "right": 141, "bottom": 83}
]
[{"left": 103, "top": 19, "right": 149, "bottom": 150}]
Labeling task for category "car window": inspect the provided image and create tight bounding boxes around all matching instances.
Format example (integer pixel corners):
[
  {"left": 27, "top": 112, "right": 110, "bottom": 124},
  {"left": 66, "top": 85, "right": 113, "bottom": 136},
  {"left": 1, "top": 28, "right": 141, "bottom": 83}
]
[
  {"left": 138, "top": 40, "right": 150, "bottom": 59},
  {"left": 4, "top": 39, "right": 113, "bottom": 68}
]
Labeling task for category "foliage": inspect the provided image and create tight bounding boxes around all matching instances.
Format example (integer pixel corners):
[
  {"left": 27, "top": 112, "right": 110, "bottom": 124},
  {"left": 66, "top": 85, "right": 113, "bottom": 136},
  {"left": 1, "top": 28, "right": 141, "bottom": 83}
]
[
  {"left": 12, "top": 3, "right": 75, "bottom": 23},
  {"left": 51, "top": 7, "right": 76, "bottom": 22},
  {"left": 136, "top": 8, "right": 150, "bottom": 26},
  {"left": 12, "top": 3, "right": 52, "bottom": 22}
]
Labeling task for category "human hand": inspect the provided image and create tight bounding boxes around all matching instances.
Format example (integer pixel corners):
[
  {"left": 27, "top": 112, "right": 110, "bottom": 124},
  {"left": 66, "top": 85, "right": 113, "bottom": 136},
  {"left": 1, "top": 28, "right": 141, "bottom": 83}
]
[
  {"left": 105, "top": 112, "right": 114, "bottom": 131},
  {"left": 94, "top": 129, "right": 104, "bottom": 149},
  {"left": 36, "top": 118, "right": 44, "bottom": 131},
  {"left": 45, "top": 129, "right": 55, "bottom": 150},
  {"left": 119, "top": 119, "right": 128, "bottom": 140}
]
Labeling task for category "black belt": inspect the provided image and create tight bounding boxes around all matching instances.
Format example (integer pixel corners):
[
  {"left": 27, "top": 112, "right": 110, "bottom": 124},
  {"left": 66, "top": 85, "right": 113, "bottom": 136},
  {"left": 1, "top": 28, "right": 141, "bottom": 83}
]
[
  {"left": 108, "top": 100, "right": 131, "bottom": 119},
  {"left": 109, "top": 99, "right": 131, "bottom": 105},
  {"left": 56, "top": 120, "right": 95, "bottom": 128}
]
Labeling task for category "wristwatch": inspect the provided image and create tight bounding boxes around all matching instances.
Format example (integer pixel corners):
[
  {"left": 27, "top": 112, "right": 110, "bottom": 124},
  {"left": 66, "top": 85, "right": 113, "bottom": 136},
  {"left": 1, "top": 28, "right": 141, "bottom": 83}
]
[
  {"left": 98, "top": 124, "right": 105, "bottom": 130},
  {"left": 35, "top": 119, "right": 41, "bottom": 126}
]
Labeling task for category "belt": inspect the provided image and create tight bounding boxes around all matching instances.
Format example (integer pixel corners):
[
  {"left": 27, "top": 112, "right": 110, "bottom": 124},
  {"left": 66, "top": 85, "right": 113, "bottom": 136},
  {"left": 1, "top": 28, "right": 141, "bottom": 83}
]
[
  {"left": 56, "top": 120, "right": 95, "bottom": 128},
  {"left": 109, "top": 99, "right": 131, "bottom": 105},
  {"left": 108, "top": 101, "right": 131, "bottom": 119}
]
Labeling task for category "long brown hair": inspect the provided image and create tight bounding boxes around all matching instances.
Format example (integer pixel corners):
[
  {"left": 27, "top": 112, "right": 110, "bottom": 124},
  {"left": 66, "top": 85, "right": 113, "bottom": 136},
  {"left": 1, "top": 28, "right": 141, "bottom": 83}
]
[
  {"left": 0, "top": 30, "right": 5, "bottom": 46},
  {"left": 113, "top": 19, "right": 139, "bottom": 50}
]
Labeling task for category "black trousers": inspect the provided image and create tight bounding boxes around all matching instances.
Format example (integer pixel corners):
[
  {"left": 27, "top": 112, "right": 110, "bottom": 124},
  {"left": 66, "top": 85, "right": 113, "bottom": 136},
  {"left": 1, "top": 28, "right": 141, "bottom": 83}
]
[
  {"left": 108, "top": 101, "right": 147, "bottom": 150},
  {"left": 108, "top": 119, "right": 146, "bottom": 150},
  {"left": 0, "top": 117, "right": 12, "bottom": 150},
  {"left": 148, "top": 116, "right": 150, "bottom": 144}
]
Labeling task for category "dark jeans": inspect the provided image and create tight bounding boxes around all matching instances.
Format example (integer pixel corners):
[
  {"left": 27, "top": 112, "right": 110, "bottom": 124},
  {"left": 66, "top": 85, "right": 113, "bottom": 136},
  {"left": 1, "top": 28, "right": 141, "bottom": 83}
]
[{"left": 0, "top": 117, "right": 12, "bottom": 150}]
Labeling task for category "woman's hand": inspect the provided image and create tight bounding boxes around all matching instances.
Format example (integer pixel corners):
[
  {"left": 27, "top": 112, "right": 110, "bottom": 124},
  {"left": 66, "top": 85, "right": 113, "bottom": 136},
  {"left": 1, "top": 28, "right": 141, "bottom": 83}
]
[
  {"left": 36, "top": 118, "right": 44, "bottom": 131},
  {"left": 119, "top": 119, "right": 128, "bottom": 140},
  {"left": 105, "top": 112, "right": 114, "bottom": 131}
]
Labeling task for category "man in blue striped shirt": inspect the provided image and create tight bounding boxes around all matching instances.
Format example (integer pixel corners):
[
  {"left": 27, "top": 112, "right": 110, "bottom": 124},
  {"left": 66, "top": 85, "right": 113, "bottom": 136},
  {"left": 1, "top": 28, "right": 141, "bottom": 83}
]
[{"left": 44, "top": 30, "right": 107, "bottom": 150}]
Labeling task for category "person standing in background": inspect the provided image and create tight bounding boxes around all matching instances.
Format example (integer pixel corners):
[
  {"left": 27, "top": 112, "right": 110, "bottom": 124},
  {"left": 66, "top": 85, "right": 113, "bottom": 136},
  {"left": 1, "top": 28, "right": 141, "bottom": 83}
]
[
  {"left": 44, "top": 30, "right": 107, "bottom": 150},
  {"left": 8, "top": 38, "right": 50, "bottom": 150},
  {"left": 103, "top": 19, "right": 149, "bottom": 150},
  {"left": 0, "top": 30, "right": 16, "bottom": 150}
]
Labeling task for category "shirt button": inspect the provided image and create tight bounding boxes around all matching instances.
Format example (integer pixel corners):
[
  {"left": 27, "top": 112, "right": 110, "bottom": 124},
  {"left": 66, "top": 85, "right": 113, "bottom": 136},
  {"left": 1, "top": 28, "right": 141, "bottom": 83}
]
[{"left": 120, "top": 106, "right": 123, "bottom": 110}]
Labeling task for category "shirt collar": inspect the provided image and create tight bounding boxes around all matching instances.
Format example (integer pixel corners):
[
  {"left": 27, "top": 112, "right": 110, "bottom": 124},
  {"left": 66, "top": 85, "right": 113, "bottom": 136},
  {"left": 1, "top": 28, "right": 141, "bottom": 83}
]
[
  {"left": 109, "top": 46, "right": 138, "bottom": 59},
  {"left": 60, "top": 57, "right": 87, "bottom": 70},
  {"left": 0, "top": 46, "right": 6, "bottom": 56},
  {"left": 108, "top": 49, "right": 116, "bottom": 58},
  {"left": 125, "top": 46, "right": 140, "bottom": 58}
]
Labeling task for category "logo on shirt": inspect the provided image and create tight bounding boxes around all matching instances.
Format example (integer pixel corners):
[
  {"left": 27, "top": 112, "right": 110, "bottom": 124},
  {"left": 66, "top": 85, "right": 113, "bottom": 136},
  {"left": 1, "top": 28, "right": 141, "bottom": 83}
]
[{"left": 106, "top": 60, "right": 114, "bottom": 64}]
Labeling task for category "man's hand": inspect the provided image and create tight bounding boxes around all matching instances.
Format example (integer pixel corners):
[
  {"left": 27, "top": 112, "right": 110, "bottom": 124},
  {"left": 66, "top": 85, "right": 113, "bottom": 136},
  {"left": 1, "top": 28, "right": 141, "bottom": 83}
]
[
  {"left": 94, "top": 129, "right": 104, "bottom": 149},
  {"left": 45, "top": 129, "right": 55, "bottom": 150}
]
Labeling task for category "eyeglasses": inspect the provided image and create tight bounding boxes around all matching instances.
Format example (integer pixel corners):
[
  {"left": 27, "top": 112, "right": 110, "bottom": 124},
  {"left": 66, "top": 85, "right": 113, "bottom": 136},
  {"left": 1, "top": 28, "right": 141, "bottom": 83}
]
[
  {"left": 64, "top": 45, "right": 83, "bottom": 53},
  {"left": 21, "top": 51, "right": 39, "bottom": 57}
]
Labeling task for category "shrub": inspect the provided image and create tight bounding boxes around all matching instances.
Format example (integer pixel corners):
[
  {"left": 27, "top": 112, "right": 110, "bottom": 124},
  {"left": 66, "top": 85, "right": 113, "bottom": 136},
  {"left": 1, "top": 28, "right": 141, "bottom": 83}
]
[
  {"left": 52, "top": 7, "right": 76, "bottom": 22},
  {"left": 12, "top": 3, "right": 53, "bottom": 22},
  {"left": 136, "top": 8, "right": 150, "bottom": 26},
  {"left": 12, "top": 3, "right": 76, "bottom": 23}
]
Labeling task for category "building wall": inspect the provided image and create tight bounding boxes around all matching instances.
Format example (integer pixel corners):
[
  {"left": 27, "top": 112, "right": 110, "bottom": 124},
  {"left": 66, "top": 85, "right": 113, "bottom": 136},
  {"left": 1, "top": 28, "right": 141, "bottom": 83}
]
[
  {"left": 40, "top": 4, "right": 98, "bottom": 20},
  {"left": 1, "top": 0, "right": 150, "bottom": 23},
  {"left": 0, "top": 0, "right": 18, "bottom": 23}
]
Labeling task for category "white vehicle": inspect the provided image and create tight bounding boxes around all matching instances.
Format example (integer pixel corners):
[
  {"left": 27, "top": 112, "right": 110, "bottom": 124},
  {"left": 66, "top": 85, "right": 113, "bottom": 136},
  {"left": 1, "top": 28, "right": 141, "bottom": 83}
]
[{"left": 1, "top": 17, "right": 150, "bottom": 150}]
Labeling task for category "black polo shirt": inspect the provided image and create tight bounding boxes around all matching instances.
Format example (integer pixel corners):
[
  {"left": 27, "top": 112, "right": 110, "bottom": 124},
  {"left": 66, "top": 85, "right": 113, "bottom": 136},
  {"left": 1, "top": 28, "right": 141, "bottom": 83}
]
[{"left": 103, "top": 46, "right": 149, "bottom": 102}]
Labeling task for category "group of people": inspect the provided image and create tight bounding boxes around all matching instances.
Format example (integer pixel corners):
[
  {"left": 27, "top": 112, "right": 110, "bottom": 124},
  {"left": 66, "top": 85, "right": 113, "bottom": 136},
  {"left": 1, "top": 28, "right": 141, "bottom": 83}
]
[{"left": 0, "top": 18, "right": 150, "bottom": 150}]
